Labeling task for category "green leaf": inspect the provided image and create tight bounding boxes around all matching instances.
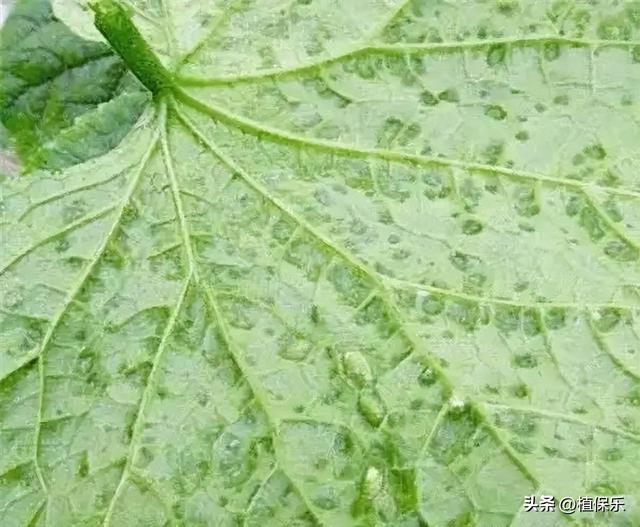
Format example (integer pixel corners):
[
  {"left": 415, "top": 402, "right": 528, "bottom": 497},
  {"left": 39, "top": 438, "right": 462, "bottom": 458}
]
[
  {"left": 0, "top": 0, "right": 148, "bottom": 173},
  {"left": 1, "top": 1, "right": 640, "bottom": 526}
]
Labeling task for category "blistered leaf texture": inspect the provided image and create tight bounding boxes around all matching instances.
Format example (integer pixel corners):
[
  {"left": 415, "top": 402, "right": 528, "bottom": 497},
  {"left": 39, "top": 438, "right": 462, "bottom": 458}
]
[{"left": 1, "top": 1, "right": 640, "bottom": 526}]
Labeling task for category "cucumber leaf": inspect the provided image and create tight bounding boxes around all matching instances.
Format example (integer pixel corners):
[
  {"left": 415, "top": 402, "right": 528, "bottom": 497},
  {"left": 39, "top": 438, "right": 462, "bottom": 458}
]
[{"left": 1, "top": 1, "right": 639, "bottom": 526}]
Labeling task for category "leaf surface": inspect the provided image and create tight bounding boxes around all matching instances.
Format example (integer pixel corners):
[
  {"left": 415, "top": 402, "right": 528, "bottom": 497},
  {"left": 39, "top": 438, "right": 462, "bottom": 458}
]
[{"left": 1, "top": 1, "right": 640, "bottom": 526}]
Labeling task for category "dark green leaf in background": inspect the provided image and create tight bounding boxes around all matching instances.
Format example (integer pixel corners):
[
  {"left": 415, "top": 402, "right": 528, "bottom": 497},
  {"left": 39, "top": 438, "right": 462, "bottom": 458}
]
[{"left": 0, "top": 0, "right": 148, "bottom": 173}]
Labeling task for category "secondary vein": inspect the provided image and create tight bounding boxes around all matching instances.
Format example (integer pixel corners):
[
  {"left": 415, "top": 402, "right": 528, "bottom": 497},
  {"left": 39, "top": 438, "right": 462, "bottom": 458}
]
[
  {"left": 175, "top": 89, "right": 640, "bottom": 201},
  {"left": 173, "top": 101, "right": 541, "bottom": 490},
  {"left": 30, "top": 123, "right": 160, "bottom": 506}
]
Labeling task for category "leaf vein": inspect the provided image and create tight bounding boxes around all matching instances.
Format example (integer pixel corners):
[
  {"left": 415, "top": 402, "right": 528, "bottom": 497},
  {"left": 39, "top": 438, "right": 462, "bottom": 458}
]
[
  {"left": 173, "top": 100, "right": 541, "bottom": 492},
  {"left": 175, "top": 90, "right": 640, "bottom": 200}
]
